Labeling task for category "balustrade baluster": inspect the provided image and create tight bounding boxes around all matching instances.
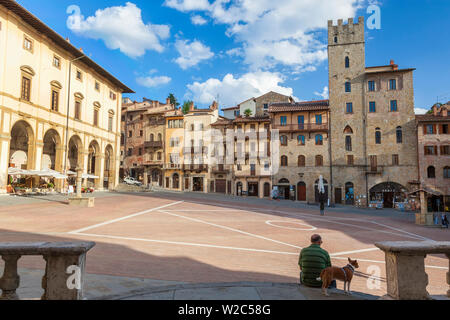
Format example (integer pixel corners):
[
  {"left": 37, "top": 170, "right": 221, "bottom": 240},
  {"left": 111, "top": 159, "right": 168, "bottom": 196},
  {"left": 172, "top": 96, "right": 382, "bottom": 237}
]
[{"left": 0, "top": 255, "right": 21, "bottom": 300}]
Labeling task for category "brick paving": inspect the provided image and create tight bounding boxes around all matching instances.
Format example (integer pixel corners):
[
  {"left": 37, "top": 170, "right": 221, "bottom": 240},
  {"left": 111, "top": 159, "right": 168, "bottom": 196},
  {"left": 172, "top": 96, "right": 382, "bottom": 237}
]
[{"left": 0, "top": 191, "right": 448, "bottom": 299}]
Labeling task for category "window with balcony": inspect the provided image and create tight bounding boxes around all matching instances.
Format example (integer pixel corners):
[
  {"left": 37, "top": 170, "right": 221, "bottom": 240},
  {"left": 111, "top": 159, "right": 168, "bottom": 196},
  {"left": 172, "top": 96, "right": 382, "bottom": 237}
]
[
  {"left": 316, "top": 115, "right": 323, "bottom": 125},
  {"left": 280, "top": 116, "right": 287, "bottom": 126}
]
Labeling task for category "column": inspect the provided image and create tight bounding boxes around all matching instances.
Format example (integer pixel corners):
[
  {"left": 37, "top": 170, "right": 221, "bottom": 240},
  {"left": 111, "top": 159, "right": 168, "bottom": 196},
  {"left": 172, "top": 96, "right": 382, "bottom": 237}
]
[
  {"left": 143, "top": 170, "right": 148, "bottom": 187},
  {"left": 0, "top": 137, "right": 11, "bottom": 193},
  {"left": 96, "top": 155, "right": 105, "bottom": 190},
  {"left": 82, "top": 151, "right": 89, "bottom": 188}
]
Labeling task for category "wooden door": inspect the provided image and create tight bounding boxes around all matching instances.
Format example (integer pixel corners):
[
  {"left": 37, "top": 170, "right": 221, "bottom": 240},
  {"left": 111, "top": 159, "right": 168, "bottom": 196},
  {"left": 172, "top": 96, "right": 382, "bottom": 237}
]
[
  {"left": 297, "top": 183, "right": 306, "bottom": 201},
  {"left": 215, "top": 180, "right": 226, "bottom": 193},
  {"left": 335, "top": 188, "right": 342, "bottom": 204}
]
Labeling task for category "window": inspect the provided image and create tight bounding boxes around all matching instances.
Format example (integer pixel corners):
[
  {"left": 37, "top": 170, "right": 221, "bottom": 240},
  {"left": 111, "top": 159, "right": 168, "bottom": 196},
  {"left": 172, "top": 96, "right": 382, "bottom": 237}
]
[
  {"left": 127, "top": 148, "right": 132, "bottom": 157},
  {"left": 76, "top": 70, "right": 83, "bottom": 81},
  {"left": 440, "top": 145, "right": 450, "bottom": 155},
  {"left": 424, "top": 146, "right": 437, "bottom": 155},
  {"left": 23, "top": 36, "right": 33, "bottom": 52},
  {"left": 93, "top": 108, "right": 99, "bottom": 126},
  {"left": 345, "top": 136, "right": 352, "bottom": 151},
  {"left": 121, "top": 134, "right": 124, "bottom": 145},
  {"left": 297, "top": 135, "right": 305, "bottom": 146},
  {"left": 75, "top": 101, "right": 81, "bottom": 120},
  {"left": 346, "top": 103, "right": 353, "bottom": 114},
  {"left": 344, "top": 126, "right": 353, "bottom": 134},
  {"left": 315, "top": 134, "right": 323, "bottom": 146},
  {"left": 444, "top": 167, "right": 450, "bottom": 179},
  {"left": 390, "top": 100, "right": 398, "bottom": 112},
  {"left": 316, "top": 115, "right": 323, "bottom": 124},
  {"left": 298, "top": 115, "right": 305, "bottom": 125},
  {"left": 139, "top": 148, "right": 142, "bottom": 156},
  {"left": 334, "top": 36, "right": 338, "bottom": 43},
  {"left": 345, "top": 82, "right": 351, "bottom": 93},
  {"left": 425, "top": 124, "right": 435, "bottom": 135},
  {"left": 427, "top": 166, "right": 436, "bottom": 179},
  {"left": 95, "top": 81, "right": 100, "bottom": 91},
  {"left": 375, "top": 128, "right": 381, "bottom": 144},
  {"left": 369, "top": 101, "right": 376, "bottom": 113},
  {"left": 315, "top": 155, "right": 323, "bottom": 167},
  {"left": 280, "top": 135, "right": 288, "bottom": 146},
  {"left": 263, "top": 104, "right": 269, "bottom": 110},
  {"left": 298, "top": 155, "right": 306, "bottom": 167},
  {"left": 347, "top": 155, "right": 354, "bottom": 165},
  {"left": 51, "top": 90, "right": 59, "bottom": 112},
  {"left": 368, "top": 81, "right": 376, "bottom": 92},
  {"left": 21, "top": 76, "right": 31, "bottom": 101},
  {"left": 280, "top": 116, "right": 287, "bottom": 126},
  {"left": 392, "top": 154, "right": 399, "bottom": 166},
  {"left": 281, "top": 156, "right": 288, "bottom": 167},
  {"left": 110, "top": 91, "right": 117, "bottom": 100},
  {"left": 345, "top": 56, "right": 350, "bottom": 68},
  {"left": 53, "top": 56, "right": 61, "bottom": 69},
  {"left": 389, "top": 79, "right": 397, "bottom": 90},
  {"left": 441, "top": 124, "right": 448, "bottom": 134},
  {"left": 396, "top": 127, "right": 403, "bottom": 143},
  {"left": 157, "top": 152, "right": 162, "bottom": 160},
  {"left": 140, "top": 130, "right": 143, "bottom": 137},
  {"left": 108, "top": 115, "right": 113, "bottom": 132}
]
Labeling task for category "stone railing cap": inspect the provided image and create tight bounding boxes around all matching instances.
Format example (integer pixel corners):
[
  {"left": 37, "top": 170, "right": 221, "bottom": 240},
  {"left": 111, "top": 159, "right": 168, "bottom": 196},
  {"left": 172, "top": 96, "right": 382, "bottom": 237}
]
[
  {"left": 375, "top": 241, "right": 450, "bottom": 254},
  {"left": 0, "top": 242, "right": 96, "bottom": 255}
]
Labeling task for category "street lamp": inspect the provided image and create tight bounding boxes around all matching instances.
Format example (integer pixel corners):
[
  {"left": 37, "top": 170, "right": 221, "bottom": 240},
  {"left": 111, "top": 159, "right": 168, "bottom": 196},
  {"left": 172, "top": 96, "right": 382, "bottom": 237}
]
[{"left": 63, "top": 54, "right": 86, "bottom": 189}]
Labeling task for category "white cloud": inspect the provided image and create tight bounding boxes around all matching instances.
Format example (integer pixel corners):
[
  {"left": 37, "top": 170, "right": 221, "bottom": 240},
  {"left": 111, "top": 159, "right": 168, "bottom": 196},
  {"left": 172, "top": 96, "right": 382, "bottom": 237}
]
[
  {"left": 414, "top": 108, "right": 429, "bottom": 115},
  {"left": 314, "top": 86, "right": 329, "bottom": 99},
  {"left": 191, "top": 15, "right": 208, "bottom": 25},
  {"left": 164, "top": 0, "right": 363, "bottom": 72},
  {"left": 174, "top": 39, "right": 214, "bottom": 69},
  {"left": 164, "top": 0, "right": 211, "bottom": 12},
  {"left": 67, "top": 2, "right": 170, "bottom": 58},
  {"left": 226, "top": 47, "right": 244, "bottom": 57},
  {"left": 137, "top": 75, "right": 172, "bottom": 88},
  {"left": 186, "top": 71, "right": 294, "bottom": 106}
]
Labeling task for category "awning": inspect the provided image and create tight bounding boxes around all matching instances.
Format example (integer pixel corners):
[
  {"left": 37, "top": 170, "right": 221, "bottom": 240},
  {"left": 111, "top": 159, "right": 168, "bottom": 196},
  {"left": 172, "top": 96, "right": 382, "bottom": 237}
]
[{"left": 408, "top": 188, "right": 442, "bottom": 196}]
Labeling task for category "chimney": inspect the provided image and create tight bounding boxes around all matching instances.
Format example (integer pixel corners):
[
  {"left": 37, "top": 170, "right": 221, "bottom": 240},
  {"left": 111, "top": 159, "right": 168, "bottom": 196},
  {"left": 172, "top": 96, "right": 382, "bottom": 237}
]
[
  {"left": 79, "top": 47, "right": 83, "bottom": 53},
  {"left": 166, "top": 97, "right": 171, "bottom": 105},
  {"left": 390, "top": 59, "right": 398, "bottom": 71},
  {"left": 442, "top": 107, "right": 448, "bottom": 117},
  {"left": 189, "top": 102, "right": 195, "bottom": 111},
  {"left": 155, "top": 101, "right": 160, "bottom": 108},
  {"left": 210, "top": 101, "right": 218, "bottom": 110},
  {"left": 65, "top": 37, "right": 70, "bottom": 43},
  {"left": 432, "top": 104, "right": 439, "bottom": 116}
]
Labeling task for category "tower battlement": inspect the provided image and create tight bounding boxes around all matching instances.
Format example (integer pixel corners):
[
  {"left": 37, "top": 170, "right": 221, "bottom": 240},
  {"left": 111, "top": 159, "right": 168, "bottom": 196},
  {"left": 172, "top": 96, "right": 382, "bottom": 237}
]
[{"left": 328, "top": 17, "right": 365, "bottom": 45}]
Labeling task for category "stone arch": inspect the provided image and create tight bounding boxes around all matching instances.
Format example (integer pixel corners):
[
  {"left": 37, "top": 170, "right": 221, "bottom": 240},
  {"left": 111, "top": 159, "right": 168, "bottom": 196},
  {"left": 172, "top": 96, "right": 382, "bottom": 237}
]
[
  {"left": 172, "top": 173, "right": 180, "bottom": 189},
  {"left": 344, "top": 125, "right": 353, "bottom": 134},
  {"left": 68, "top": 135, "right": 83, "bottom": 172},
  {"left": 9, "top": 120, "right": 35, "bottom": 170},
  {"left": 87, "top": 140, "right": 101, "bottom": 188},
  {"left": 42, "top": 129, "right": 62, "bottom": 171},
  {"left": 104, "top": 144, "right": 115, "bottom": 189}
]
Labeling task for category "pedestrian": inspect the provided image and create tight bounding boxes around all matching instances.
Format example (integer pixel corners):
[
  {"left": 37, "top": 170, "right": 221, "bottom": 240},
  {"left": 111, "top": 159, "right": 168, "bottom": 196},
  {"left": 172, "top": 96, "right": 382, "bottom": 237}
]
[
  {"left": 442, "top": 214, "right": 449, "bottom": 229},
  {"left": 319, "top": 193, "right": 325, "bottom": 216}
]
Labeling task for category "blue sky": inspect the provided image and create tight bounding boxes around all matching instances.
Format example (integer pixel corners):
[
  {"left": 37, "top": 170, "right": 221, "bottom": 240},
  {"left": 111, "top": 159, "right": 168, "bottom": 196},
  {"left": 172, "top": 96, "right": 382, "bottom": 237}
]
[{"left": 17, "top": 0, "right": 450, "bottom": 113}]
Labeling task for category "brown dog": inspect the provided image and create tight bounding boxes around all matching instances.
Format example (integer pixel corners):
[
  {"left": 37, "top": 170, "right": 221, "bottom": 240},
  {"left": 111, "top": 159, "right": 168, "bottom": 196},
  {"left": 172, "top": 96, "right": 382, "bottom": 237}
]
[{"left": 317, "top": 258, "right": 359, "bottom": 296}]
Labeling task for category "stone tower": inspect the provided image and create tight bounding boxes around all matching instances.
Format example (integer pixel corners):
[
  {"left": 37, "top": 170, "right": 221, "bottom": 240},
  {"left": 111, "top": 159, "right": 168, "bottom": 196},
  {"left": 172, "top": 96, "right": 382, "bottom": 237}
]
[{"left": 328, "top": 17, "right": 367, "bottom": 204}]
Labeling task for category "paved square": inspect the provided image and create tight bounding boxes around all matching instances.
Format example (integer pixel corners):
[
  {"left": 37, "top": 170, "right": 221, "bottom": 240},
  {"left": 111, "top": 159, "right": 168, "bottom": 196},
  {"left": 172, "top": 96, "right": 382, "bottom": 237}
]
[{"left": 0, "top": 192, "right": 448, "bottom": 298}]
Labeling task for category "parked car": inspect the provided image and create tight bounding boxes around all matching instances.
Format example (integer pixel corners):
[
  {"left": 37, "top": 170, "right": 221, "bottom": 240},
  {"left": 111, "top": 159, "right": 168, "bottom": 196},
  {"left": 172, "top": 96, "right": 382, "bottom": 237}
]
[{"left": 124, "top": 177, "right": 143, "bottom": 186}]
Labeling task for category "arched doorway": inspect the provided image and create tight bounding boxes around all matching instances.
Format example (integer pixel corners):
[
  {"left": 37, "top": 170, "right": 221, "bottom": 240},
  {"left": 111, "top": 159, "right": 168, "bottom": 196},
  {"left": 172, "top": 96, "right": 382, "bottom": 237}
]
[
  {"left": 345, "top": 182, "right": 355, "bottom": 205},
  {"left": 314, "top": 179, "right": 329, "bottom": 203},
  {"left": 42, "top": 129, "right": 62, "bottom": 171},
  {"left": 236, "top": 182, "right": 243, "bottom": 196},
  {"left": 297, "top": 182, "right": 306, "bottom": 201},
  {"left": 264, "top": 182, "right": 271, "bottom": 198},
  {"left": 9, "top": 120, "right": 35, "bottom": 170},
  {"left": 68, "top": 135, "right": 83, "bottom": 171},
  {"left": 172, "top": 173, "right": 180, "bottom": 189},
  {"left": 278, "top": 178, "right": 290, "bottom": 200},
  {"left": 151, "top": 169, "right": 163, "bottom": 187},
  {"left": 88, "top": 140, "right": 101, "bottom": 188},
  {"left": 370, "top": 182, "right": 407, "bottom": 208},
  {"left": 104, "top": 144, "right": 114, "bottom": 189}
]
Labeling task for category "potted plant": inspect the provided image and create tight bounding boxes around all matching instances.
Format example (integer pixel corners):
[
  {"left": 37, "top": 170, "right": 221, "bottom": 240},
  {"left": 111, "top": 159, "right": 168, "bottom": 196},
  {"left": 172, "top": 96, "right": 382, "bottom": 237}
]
[{"left": 244, "top": 109, "right": 253, "bottom": 117}]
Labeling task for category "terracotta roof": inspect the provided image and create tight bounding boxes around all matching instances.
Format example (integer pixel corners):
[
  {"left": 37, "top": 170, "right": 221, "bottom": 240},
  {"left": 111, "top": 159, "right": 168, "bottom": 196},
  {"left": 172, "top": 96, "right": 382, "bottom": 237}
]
[
  {"left": 365, "top": 68, "right": 416, "bottom": 74},
  {"left": 268, "top": 100, "right": 329, "bottom": 112},
  {"left": 232, "top": 115, "right": 270, "bottom": 123},
  {"left": 211, "top": 118, "right": 233, "bottom": 126},
  {"left": 416, "top": 115, "right": 450, "bottom": 122},
  {"left": 1, "top": 0, "right": 133, "bottom": 93}
]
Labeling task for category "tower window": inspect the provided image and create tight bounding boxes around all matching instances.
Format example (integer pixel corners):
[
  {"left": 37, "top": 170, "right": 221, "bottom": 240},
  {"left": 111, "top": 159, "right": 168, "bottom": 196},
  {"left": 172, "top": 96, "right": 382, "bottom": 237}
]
[
  {"left": 345, "top": 82, "right": 351, "bottom": 93},
  {"left": 334, "top": 36, "right": 338, "bottom": 43},
  {"left": 346, "top": 103, "right": 353, "bottom": 114},
  {"left": 390, "top": 100, "right": 398, "bottom": 112},
  {"left": 396, "top": 127, "right": 403, "bottom": 144},
  {"left": 345, "top": 57, "right": 350, "bottom": 68},
  {"left": 375, "top": 128, "right": 381, "bottom": 144},
  {"left": 345, "top": 136, "right": 352, "bottom": 151}
]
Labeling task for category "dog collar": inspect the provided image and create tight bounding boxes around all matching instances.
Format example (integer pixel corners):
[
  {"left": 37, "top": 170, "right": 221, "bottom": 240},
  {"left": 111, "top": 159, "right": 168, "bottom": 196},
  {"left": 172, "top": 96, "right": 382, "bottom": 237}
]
[{"left": 345, "top": 264, "right": 355, "bottom": 272}]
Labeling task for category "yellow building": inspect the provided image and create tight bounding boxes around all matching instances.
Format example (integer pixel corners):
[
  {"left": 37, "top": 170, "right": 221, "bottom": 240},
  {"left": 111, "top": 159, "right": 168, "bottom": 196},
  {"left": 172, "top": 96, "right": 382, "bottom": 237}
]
[
  {"left": 0, "top": 0, "right": 133, "bottom": 193},
  {"left": 163, "top": 110, "right": 184, "bottom": 190}
]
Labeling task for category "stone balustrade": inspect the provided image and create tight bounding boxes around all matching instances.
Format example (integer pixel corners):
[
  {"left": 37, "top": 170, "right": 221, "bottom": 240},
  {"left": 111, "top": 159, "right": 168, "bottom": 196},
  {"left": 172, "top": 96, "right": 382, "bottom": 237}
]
[
  {"left": 375, "top": 241, "right": 450, "bottom": 300},
  {"left": 0, "top": 242, "right": 95, "bottom": 300}
]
